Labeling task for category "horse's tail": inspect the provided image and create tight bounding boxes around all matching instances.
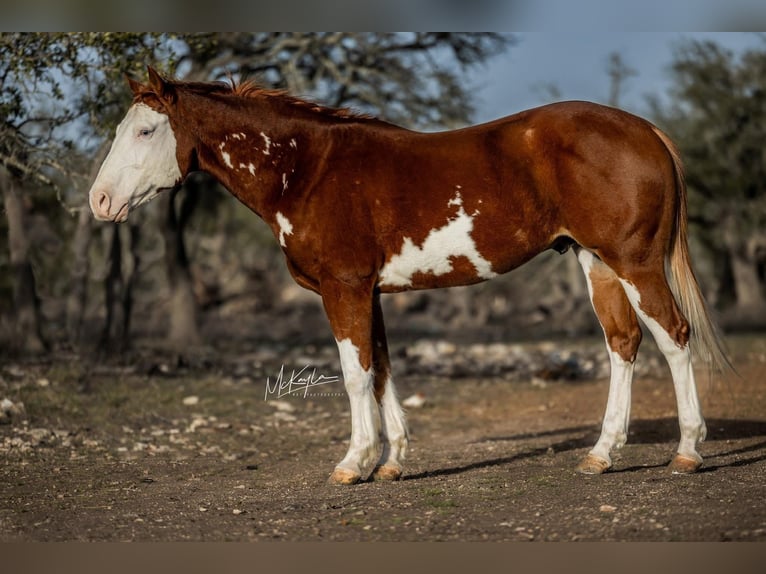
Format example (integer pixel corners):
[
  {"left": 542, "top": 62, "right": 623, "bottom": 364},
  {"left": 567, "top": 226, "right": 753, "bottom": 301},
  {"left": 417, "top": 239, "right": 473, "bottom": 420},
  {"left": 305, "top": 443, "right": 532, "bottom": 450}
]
[{"left": 651, "top": 125, "right": 734, "bottom": 374}]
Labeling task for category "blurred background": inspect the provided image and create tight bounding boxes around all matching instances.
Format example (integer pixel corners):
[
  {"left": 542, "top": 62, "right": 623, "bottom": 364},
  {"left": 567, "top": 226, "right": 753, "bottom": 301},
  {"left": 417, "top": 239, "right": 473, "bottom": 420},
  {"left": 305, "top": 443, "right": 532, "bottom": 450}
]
[{"left": 1, "top": 32, "right": 764, "bottom": 359}]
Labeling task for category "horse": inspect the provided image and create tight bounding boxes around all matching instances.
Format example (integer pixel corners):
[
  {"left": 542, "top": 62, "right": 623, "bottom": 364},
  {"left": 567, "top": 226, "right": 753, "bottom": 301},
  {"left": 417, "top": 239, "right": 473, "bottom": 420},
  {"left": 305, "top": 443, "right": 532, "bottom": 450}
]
[{"left": 89, "top": 67, "right": 730, "bottom": 485}]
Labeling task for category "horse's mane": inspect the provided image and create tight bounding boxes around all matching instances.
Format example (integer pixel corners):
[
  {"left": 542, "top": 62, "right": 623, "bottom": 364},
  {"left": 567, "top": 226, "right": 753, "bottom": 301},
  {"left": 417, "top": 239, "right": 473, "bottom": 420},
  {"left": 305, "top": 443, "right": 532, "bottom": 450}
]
[{"left": 163, "top": 77, "right": 375, "bottom": 122}]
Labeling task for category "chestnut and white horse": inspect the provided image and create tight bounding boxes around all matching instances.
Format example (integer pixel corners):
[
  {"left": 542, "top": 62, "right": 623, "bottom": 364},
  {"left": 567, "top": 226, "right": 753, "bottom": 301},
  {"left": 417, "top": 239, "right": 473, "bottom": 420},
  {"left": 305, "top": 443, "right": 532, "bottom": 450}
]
[{"left": 89, "top": 67, "right": 729, "bottom": 484}]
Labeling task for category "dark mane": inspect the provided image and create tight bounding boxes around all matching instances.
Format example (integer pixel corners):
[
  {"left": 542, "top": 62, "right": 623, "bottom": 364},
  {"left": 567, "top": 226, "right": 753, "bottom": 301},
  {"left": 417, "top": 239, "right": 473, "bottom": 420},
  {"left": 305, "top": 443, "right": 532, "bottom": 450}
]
[
  {"left": 234, "top": 80, "right": 374, "bottom": 121},
  {"left": 167, "top": 77, "right": 375, "bottom": 122}
]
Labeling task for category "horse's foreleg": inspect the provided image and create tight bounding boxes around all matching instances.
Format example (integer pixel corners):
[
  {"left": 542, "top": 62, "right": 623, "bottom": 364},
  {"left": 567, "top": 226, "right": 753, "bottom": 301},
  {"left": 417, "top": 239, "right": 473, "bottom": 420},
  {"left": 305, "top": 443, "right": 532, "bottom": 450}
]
[
  {"left": 322, "top": 279, "right": 381, "bottom": 485},
  {"left": 576, "top": 249, "right": 642, "bottom": 474},
  {"left": 370, "top": 292, "right": 408, "bottom": 481}
]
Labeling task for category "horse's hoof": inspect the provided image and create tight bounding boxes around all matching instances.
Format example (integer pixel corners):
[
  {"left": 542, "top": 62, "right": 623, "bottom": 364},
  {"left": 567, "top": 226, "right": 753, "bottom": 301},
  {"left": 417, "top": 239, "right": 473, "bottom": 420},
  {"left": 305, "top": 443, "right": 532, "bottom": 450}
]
[
  {"left": 576, "top": 454, "right": 611, "bottom": 475},
  {"left": 328, "top": 467, "right": 361, "bottom": 485},
  {"left": 668, "top": 454, "right": 702, "bottom": 474},
  {"left": 371, "top": 464, "right": 402, "bottom": 481}
]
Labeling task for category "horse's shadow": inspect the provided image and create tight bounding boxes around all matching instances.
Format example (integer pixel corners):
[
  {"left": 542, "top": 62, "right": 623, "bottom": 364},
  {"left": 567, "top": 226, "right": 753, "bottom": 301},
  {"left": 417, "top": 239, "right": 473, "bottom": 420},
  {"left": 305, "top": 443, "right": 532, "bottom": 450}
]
[{"left": 400, "top": 418, "right": 766, "bottom": 481}]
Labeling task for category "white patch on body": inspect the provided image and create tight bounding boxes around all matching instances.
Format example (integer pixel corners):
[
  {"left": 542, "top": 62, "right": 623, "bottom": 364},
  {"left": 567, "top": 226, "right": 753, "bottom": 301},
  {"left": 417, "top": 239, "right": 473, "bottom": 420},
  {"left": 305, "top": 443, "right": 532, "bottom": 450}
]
[
  {"left": 89, "top": 103, "right": 181, "bottom": 221},
  {"left": 247, "top": 163, "right": 256, "bottom": 176},
  {"left": 218, "top": 142, "right": 234, "bottom": 169},
  {"left": 231, "top": 132, "right": 246, "bottom": 140},
  {"left": 289, "top": 138, "right": 297, "bottom": 149},
  {"left": 335, "top": 338, "right": 380, "bottom": 475},
  {"left": 379, "top": 190, "right": 496, "bottom": 287},
  {"left": 282, "top": 173, "right": 288, "bottom": 193},
  {"left": 619, "top": 278, "right": 706, "bottom": 462},
  {"left": 260, "top": 132, "right": 271, "bottom": 155},
  {"left": 275, "top": 212, "right": 294, "bottom": 247}
]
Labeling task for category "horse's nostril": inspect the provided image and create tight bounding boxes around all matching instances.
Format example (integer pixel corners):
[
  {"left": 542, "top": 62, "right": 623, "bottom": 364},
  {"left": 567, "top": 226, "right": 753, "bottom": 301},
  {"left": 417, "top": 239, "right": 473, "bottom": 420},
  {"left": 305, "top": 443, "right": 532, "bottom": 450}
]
[{"left": 97, "top": 192, "right": 110, "bottom": 211}]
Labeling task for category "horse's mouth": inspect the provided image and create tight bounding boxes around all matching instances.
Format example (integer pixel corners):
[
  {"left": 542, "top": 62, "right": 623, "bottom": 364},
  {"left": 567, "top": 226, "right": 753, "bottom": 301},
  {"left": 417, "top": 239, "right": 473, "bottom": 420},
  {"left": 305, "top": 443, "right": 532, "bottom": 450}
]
[{"left": 113, "top": 203, "right": 130, "bottom": 223}]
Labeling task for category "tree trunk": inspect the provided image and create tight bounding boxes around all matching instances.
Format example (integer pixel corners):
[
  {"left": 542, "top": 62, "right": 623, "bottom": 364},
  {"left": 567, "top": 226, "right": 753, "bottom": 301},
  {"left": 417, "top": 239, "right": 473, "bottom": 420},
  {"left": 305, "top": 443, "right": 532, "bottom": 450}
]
[
  {"left": 728, "top": 244, "right": 765, "bottom": 311},
  {"left": 1, "top": 167, "right": 47, "bottom": 353},
  {"left": 98, "top": 222, "right": 141, "bottom": 353},
  {"left": 66, "top": 207, "right": 94, "bottom": 345},
  {"left": 721, "top": 215, "right": 766, "bottom": 325},
  {"left": 162, "top": 181, "right": 202, "bottom": 350},
  {"left": 68, "top": 142, "right": 110, "bottom": 347}
]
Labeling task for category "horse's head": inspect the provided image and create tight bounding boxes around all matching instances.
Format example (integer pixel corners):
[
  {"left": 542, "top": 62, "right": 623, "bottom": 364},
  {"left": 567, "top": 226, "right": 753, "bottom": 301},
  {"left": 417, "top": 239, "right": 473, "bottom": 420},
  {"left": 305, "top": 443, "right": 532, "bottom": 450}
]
[{"left": 89, "top": 67, "right": 187, "bottom": 222}]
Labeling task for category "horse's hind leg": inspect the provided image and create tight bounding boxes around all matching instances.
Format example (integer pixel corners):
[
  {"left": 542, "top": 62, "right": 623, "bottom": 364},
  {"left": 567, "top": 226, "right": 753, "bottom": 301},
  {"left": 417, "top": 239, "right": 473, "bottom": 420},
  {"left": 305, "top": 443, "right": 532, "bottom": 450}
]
[
  {"left": 576, "top": 249, "right": 643, "bottom": 474},
  {"left": 370, "top": 292, "right": 408, "bottom": 481},
  {"left": 615, "top": 268, "right": 706, "bottom": 473}
]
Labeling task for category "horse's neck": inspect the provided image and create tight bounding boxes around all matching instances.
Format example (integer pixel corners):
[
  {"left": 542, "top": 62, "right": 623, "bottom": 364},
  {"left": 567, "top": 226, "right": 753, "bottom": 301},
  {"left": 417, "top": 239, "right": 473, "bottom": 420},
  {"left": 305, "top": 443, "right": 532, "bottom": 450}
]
[{"left": 183, "top": 98, "right": 310, "bottom": 218}]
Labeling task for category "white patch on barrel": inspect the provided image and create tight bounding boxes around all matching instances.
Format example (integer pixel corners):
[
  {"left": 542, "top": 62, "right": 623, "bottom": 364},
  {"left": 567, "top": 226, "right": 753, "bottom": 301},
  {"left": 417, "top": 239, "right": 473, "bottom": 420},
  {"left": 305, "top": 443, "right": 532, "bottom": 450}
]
[
  {"left": 276, "top": 212, "right": 293, "bottom": 247},
  {"left": 379, "top": 191, "right": 496, "bottom": 288}
]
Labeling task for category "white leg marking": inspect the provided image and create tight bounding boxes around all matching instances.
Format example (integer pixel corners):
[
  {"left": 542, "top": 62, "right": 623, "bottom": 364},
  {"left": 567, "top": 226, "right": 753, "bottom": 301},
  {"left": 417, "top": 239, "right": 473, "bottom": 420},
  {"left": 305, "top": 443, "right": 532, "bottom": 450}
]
[
  {"left": 379, "top": 190, "right": 496, "bottom": 287},
  {"left": 275, "top": 212, "right": 294, "bottom": 248},
  {"left": 620, "top": 280, "right": 706, "bottom": 461},
  {"left": 336, "top": 338, "right": 381, "bottom": 476},
  {"left": 590, "top": 351, "right": 635, "bottom": 464},
  {"left": 577, "top": 250, "right": 634, "bottom": 466},
  {"left": 376, "top": 376, "right": 408, "bottom": 470}
]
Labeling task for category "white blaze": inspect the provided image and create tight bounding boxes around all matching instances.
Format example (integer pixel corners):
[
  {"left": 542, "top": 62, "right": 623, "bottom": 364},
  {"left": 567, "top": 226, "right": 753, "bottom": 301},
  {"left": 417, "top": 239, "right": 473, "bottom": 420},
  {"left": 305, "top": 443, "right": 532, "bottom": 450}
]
[
  {"left": 89, "top": 103, "right": 181, "bottom": 221},
  {"left": 379, "top": 191, "right": 496, "bottom": 287}
]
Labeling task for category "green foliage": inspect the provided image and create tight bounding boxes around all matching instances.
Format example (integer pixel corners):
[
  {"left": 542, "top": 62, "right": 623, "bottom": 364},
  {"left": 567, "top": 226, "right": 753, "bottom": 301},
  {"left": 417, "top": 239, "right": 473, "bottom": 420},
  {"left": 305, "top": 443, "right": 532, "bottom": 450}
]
[
  {"left": 652, "top": 37, "right": 766, "bottom": 235},
  {"left": 1, "top": 32, "right": 178, "bottom": 186},
  {"left": 651, "top": 36, "right": 766, "bottom": 311}
]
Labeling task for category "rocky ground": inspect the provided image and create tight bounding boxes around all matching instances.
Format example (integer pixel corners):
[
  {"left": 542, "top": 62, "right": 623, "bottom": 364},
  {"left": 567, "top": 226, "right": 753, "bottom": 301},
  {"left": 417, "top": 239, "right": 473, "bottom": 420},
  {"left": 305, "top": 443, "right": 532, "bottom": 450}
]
[{"left": 1, "top": 334, "right": 765, "bottom": 541}]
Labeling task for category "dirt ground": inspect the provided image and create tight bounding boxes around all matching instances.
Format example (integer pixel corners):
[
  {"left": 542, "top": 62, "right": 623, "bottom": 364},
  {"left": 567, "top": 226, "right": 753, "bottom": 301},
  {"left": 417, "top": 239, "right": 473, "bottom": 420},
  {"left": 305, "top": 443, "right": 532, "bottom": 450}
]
[{"left": 1, "top": 334, "right": 765, "bottom": 542}]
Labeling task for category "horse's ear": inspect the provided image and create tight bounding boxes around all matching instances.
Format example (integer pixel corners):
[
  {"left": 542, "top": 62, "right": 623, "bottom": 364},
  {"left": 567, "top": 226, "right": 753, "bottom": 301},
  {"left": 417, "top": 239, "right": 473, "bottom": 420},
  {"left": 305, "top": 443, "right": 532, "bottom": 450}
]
[
  {"left": 125, "top": 74, "right": 145, "bottom": 97},
  {"left": 147, "top": 66, "right": 175, "bottom": 104}
]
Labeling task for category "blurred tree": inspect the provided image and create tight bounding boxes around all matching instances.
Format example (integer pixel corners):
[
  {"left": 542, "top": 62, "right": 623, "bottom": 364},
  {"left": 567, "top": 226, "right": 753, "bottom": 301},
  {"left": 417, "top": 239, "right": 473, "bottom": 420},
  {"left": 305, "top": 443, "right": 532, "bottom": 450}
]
[
  {"left": 0, "top": 33, "right": 174, "bottom": 352},
  {"left": 0, "top": 33, "right": 78, "bottom": 353},
  {"left": 606, "top": 51, "right": 637, "bottom": 107},
  {"left": 651, "top": 37, "right": 766, "bottom": 323}
]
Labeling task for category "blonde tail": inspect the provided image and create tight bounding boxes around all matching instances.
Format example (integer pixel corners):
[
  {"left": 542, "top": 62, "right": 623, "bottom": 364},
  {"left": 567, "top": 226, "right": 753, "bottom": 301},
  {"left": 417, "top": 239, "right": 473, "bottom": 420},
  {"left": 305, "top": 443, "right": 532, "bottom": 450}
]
[{"left": 651, "top": 126, "right": 733, "bottom": 373}]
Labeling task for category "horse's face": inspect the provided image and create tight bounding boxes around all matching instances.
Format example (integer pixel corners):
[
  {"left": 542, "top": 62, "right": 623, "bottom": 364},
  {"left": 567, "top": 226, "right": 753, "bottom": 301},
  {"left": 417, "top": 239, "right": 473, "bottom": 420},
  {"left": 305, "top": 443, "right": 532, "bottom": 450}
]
[{"left": 89, "top": 102, "right": 182, "bottom": 222}]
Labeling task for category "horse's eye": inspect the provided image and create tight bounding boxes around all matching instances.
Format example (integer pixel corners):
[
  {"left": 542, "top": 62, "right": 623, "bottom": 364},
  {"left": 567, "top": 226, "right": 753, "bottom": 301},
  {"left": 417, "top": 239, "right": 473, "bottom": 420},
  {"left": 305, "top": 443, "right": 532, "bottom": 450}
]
[{"left": 138, "top": 128, "right": 154, "bottom": 138}]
